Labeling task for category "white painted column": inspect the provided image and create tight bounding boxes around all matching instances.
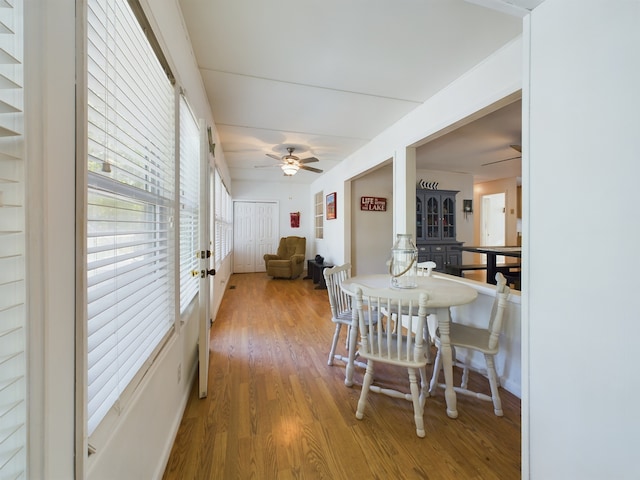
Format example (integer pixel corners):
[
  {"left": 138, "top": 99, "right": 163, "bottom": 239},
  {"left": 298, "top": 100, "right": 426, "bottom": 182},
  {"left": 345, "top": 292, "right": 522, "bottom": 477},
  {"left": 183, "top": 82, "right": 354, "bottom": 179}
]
[{"left": 393, "top": 147, "right": 417, "bottom": 239}]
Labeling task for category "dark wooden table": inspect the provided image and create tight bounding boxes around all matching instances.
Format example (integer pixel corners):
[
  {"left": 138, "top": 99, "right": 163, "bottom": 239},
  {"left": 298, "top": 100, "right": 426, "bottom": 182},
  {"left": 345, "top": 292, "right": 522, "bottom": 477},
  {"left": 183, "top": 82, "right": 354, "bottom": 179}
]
[
  {"left": 453, "top": 246, "right": 521, "bottom": 285},
  {"left": 304, "top": 259, "right": 333, "bottom": 289}
]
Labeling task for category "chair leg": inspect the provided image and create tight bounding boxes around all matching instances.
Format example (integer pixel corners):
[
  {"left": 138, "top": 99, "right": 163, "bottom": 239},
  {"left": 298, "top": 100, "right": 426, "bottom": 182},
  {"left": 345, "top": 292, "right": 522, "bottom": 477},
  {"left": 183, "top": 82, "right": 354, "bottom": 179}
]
[
  {"left": 327, "top": 323, "right": 342, "bottom": 366},
  {"left": 429, "top": 347, "right": 443, "bottom": 396},
  {"left": 408, "top": 367, "right": 426, "bottom": 438},
  {"left": 460, "top": 365, "right": 470, "bottom": 389},
  {"left": 418, "top": 365, "right": 428, "bottom": 409},
  {"left": 484, "top": 354, "right": 504, "bottom": 416},
  {"left": 345, "top": 325, "right": 350, "bottom": 349},
  {"left": 356, "top": 362, "right": 375, "bottom": 420}
]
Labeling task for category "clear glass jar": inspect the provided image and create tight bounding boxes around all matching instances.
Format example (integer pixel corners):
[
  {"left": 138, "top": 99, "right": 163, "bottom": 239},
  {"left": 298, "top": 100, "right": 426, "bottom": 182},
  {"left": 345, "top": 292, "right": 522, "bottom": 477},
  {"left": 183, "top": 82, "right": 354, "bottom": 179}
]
[{"left": 389, "top": 233, "right": 418, "bottom": 289}]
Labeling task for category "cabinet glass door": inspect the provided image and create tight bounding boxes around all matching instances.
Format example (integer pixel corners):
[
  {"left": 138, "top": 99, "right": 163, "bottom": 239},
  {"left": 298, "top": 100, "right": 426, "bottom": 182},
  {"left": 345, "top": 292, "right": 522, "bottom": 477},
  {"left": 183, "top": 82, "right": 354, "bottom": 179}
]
[
  {"left": 416, "top": 195, "right": 423, "bottom": 240},
  {"left": 442, "top": 197, "right": 455, "bottom": 238},
  {"left": 426, "top": 196, "right": 439, "bottom": 238}
]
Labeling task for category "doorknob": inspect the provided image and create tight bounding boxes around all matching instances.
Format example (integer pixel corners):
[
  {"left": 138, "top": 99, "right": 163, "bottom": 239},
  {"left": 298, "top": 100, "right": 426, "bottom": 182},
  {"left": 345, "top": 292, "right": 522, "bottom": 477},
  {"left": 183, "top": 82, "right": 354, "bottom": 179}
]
[{"left": 191, "top": 269, "right": 216, "bottom": 278}]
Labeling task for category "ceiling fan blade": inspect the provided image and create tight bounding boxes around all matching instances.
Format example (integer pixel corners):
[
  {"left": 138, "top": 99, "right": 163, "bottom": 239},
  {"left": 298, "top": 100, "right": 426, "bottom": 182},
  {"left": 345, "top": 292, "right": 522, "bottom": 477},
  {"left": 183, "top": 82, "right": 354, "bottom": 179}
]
[
  {"left": 298, "top": 156, "right": 319, "bottom": 164},
  {"left": 266, "top": 153, "right": 282, "bottom": 161},
  {"left": 482, "top": 155, "right": 521, "bottom": 167},
  {"left": 254, "top": 164, "right": 279, "bottom": 169},
  {"left": 300, "top": 165, "right": 323, "bottom": 173}
]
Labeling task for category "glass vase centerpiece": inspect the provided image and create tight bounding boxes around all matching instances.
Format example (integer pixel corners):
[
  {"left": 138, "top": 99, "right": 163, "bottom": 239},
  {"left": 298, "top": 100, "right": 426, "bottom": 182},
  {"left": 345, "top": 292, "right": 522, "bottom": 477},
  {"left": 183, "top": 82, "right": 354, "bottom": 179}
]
[{"left": 389, "top": 233, "right": 418, "bottom": 289}]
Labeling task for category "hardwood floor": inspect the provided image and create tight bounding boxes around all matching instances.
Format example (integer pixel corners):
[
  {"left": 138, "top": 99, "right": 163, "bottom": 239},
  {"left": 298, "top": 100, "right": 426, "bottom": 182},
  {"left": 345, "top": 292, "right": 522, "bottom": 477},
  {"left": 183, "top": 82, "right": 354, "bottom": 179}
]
[{"left": 163, "top": 273, "right": 521, "bottom": 479}]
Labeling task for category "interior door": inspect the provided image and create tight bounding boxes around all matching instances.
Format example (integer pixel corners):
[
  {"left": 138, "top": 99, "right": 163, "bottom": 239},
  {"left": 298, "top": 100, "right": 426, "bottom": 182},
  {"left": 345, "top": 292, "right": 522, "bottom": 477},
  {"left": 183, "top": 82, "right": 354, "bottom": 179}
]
[
  {"left": 481, "top": 192, "right": 506, "bottom": 264},
  {"left": 233, "top": 201, "right": 255, "bottom": 273},
  {"left": 254, "top": 202, "right": 278, "bottom": 270},
  {"left": 198, "top": 123, "right": 214, "bottom": 398},
  {"left": 233, "top": 201, "right": 278, "bottom": 273}
]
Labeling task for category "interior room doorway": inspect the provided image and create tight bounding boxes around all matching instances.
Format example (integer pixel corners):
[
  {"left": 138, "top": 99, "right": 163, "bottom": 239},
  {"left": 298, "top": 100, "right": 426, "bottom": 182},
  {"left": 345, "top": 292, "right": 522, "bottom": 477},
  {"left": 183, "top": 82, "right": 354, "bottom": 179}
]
[{"left": 481, "top": 192, "right": 506, "bottom": 262}]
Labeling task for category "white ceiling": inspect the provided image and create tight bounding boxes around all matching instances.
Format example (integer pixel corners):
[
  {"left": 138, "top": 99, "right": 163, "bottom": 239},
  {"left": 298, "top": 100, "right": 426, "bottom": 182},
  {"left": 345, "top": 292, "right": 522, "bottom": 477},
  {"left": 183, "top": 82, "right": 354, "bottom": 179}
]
[{"left": 178, "top": 0, "right": 534, "bottom": 184}]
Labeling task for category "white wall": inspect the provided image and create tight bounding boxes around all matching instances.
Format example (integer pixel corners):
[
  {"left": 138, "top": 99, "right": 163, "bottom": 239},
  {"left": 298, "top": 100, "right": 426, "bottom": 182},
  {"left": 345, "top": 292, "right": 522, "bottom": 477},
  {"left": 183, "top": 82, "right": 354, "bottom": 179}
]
[
  {"left": 350, "top": 165, "right": 394, "bottom": 275},
  {"left": 232, "top": 180, "right": 316, "bottom": 261},
  {"left": 27, "top": 1, "right": 77, "bottom": 478},
  {"left": 310, "top": 36, "right": 522, "bottom": 268},
  {"left": 525, "top": 1, "right": 640, "bottom": 478}
]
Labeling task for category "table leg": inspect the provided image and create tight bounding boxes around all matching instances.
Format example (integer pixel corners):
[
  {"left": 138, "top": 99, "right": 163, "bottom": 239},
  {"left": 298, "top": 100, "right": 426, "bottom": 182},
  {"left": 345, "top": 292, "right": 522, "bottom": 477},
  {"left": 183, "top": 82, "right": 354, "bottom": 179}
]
[
  {"left": 435, "top": 306, "right": 458, "bottom": 418},
  {"left": 486, "top": 254, "right": 497, "bottom": 285}
]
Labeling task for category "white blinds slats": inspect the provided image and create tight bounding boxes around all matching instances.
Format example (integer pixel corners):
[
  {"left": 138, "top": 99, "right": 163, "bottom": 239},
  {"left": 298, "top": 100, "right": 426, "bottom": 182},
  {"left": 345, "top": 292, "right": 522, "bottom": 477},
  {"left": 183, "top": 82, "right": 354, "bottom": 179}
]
[
  {"left": 214, "top": 171, "right": 232, "bottom": 268},
  {"left": 0, "top": 0, "right": 25, "bottom": 477},
  {"left": 179, "top": 96, "right": 199, "bottom": 313},
  {"left": 86, "top": 0, "right": 175, "bottom": 435}
]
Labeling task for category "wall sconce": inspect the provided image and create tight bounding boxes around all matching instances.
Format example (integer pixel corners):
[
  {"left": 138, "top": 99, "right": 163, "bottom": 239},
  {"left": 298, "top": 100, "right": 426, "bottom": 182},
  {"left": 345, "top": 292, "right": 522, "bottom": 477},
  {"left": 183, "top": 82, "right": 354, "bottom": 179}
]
[{"left": 463, "top": 199, "right": 473, "bottom": 219}]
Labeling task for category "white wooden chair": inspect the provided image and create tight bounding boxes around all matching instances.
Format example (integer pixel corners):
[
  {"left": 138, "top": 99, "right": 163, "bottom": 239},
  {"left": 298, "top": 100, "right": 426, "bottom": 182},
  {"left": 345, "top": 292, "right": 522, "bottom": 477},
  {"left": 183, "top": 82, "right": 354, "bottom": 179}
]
[
  {"left": 383, "top": 261, "right": 438, "bottom": 359},
  {"left": 417, "top": 261, "right": 436, "bottom": 276},
  {"left": 429, "top": 272, "right": 511, "bottom": 416},
  {"left": 323, "top": 263, "right": 367, "bottom": 386},
  {"left": 352, "top": 284, "right": 431, "bottom": 437},
  {"left": 417, "top": 260, "right": 437, "bottom": 358}
]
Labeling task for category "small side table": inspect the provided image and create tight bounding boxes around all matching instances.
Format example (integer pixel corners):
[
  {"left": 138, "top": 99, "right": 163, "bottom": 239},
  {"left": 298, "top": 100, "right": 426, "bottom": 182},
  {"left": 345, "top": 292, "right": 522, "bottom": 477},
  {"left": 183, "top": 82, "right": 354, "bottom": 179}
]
[
  {"left": 303, "top": 259, "right": 314, "bottom": 280},
  {"left": 305, "top": 260, "right": 333, "bottom": 289}
]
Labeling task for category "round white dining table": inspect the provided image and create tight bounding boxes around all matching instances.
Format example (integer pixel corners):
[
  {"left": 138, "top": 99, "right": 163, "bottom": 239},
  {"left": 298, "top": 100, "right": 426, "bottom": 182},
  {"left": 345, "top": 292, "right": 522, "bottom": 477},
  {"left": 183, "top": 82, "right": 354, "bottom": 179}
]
[
  {"left": 341, "top": 273, "right": 478, "bottom": 419},
  {"left": 341, "top": 274, "right": 477, "bottom": 308}
]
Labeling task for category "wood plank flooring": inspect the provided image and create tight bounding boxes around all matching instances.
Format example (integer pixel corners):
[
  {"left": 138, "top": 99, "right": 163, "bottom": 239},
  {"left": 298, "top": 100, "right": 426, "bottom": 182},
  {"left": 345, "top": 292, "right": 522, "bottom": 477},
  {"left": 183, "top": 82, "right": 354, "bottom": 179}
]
[{"left": 163, "top": 273, "right": 521, "bottom": 479}]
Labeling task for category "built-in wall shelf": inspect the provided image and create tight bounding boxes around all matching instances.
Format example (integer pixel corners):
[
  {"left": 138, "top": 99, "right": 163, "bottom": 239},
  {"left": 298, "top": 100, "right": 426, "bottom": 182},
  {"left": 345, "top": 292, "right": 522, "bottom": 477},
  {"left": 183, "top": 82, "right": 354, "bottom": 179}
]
[
  {"left": 0, "top": 253, "right": 21, "bottom": 260},
  {"left": 0, "top": 231, "right": 20, "bottom": 236},
  {"left": 0, "top": 177, "right": 17, "bottom": 183}
]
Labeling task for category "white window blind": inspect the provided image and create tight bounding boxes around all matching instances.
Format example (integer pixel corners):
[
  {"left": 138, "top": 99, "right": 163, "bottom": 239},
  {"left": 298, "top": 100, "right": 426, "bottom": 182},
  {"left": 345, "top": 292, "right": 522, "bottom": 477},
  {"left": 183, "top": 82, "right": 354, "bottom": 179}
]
[
  {"left": 179, "top": 95, "right": 199, "bottom": 313},
  {"left": 214, "top": 170, "right": 232, "bottom": 268},
  {"left": 86, "top": 0, "right": 175, "bottom": 435},
  {"left": 0, "top": 0, "right": 25, "bottom": 477}
]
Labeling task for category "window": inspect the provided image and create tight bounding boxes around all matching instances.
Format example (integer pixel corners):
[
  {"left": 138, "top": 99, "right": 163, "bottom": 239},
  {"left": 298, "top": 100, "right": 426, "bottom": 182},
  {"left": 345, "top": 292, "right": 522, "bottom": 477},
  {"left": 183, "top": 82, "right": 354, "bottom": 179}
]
[
  {"left": 0, "top": 0, "right": 26, "bottom": 476},
  {"left": 315, "top": 191, "right": 324, "bottom": 239},
  {"left": 178, "top": 94, "right": 199, "bottom": 313},
  {"left": 214, "top": 169, "right": 232, "bottom": 268},
  {"left": 86, "top": 0, "right": 175, "bottom": 435}
]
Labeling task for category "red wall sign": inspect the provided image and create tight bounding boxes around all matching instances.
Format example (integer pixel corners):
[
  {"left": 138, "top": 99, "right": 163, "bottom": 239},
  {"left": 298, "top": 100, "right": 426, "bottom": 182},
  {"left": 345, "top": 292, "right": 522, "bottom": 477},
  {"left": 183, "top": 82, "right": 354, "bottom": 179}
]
[{"left": 360, "top": 196, "right": 387, "bottom": 211}]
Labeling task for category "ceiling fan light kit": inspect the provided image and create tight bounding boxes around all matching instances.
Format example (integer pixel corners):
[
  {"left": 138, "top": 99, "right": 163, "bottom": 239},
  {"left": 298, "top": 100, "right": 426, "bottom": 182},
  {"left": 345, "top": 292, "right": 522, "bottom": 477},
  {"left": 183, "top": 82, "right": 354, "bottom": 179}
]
[
  {"left": 281, "top": 163, "right": 299, "bottom": 176},
  {"left": 257, "top": 147, "right": 324, "bottom": 176}
]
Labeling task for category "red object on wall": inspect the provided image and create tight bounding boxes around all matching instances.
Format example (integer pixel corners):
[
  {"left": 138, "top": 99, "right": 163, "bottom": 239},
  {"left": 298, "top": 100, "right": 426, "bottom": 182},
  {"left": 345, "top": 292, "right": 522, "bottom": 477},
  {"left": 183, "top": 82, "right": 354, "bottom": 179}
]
[{"left": 290, "top": 211, "right": 300, "bottom": 228}]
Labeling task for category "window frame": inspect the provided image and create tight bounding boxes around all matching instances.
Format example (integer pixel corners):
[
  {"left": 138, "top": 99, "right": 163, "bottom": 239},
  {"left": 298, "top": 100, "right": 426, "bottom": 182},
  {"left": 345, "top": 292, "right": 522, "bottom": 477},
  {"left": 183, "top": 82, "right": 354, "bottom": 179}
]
[{"left": 82, "top": 0, "right": 178, "bottom": 444}]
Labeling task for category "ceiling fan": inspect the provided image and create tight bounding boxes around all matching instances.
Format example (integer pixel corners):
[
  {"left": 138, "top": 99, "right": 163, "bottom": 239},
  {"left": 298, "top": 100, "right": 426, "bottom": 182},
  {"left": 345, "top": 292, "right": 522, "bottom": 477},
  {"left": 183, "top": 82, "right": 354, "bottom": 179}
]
[
  {"left": 482, "top": 144, "right": 522, "bottom": 167},
  {"left": 256, "top": 147, "right": 323, "bottom": 176}
]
